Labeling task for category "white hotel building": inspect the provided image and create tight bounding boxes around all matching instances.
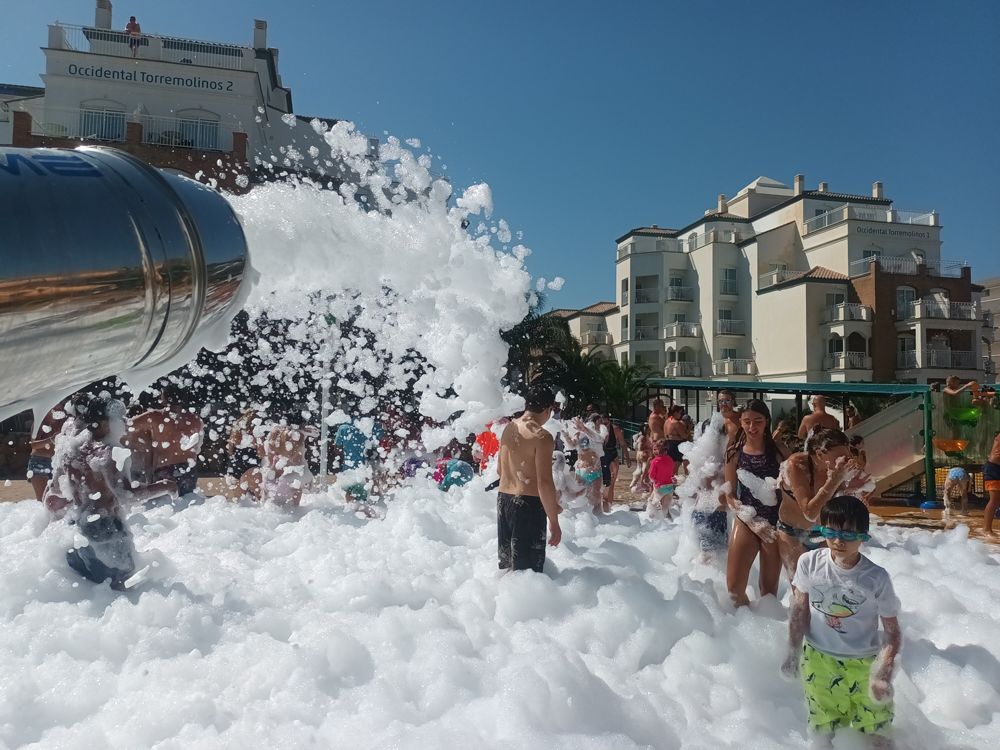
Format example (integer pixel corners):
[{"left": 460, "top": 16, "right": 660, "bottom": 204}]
[
  {"left": 1, "top": 1, "right": 376, "bottom": 194},
  {"left": 559, "top": 175, "right": 985, "bottom": 385}
]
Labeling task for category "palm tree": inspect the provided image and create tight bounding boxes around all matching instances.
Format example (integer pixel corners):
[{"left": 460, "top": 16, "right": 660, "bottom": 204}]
[
  {"left": 534, "top": 344, "right": 606, "bottom": 415},
  {"left": 500, "top": 293, "right": 577, "bottom": 396},
  {"left": 598, "top": 360, "right": 652, "bottom": 420}
]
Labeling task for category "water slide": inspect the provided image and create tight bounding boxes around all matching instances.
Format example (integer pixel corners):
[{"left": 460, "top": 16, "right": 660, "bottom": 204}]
[
  {"left": 846, "top": 395, "right": 926, "bottom": 498},
  {"left": 848, "top": 391, "right": 1000, "bottom": 499}
]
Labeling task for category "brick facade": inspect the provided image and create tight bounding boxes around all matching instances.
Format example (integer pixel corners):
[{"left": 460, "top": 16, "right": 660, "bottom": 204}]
[
  {"left": 11, "top": 110, "right": 250, "bottom": 195},
  {"left": 851, "top": 260, "right": 975, "bottom": 381}
]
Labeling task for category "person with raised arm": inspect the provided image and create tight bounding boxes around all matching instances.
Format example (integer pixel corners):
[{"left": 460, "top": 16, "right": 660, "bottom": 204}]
[
  {"left": 497, "top": 385, "right": 561, "bottom": 573},
  {"left": 782, "top": 496, "right": 901, "bottom": 749},
  {"left": 777, "top": 427, "right": 872, "bottom": 581},
  {"left": 982, "top": 431, "right": 1000, "bottom": 536},
  {"left": 125, "top": 16, "right": 142, "bottom": 58},
  {"left": 725, "top": 399, "right": 791, "bottom": 607},
  {"left": 798, "top": 395, "right": 840, "bottom": 439}
]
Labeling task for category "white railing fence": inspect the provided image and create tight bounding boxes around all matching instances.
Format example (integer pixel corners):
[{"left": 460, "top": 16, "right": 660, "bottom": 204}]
[
  {"left": 896, "top": 350, "right": 977, "bottom": 370},
  {"left": 663, "top": 322, "right": 701, "bottom": 339},
  {"left": 824, "top": 352, "right": 872, "bottom": 370},
  {"left": 849, "top": 256, "right": 967, "bottom": 278},
  {"left": 713, "top": 359, "right": 755, "bottom": 376},
  {"left": 758, "top": 269, "right": 807, "bottom": 289},
  {"left": 633, "top": 289, "right": 659, "bottom": 304},
  {"left": 633, "top": 326, "right": 660, "bottom": 341},
  {"left": 715, "top": 318, "right": 745, "bottom": 335},
  {"left": 51, "top": 23, "right": 248, "bottom": 71},
  {"left": 666, "top": 285, "right": 694, "bottom": 301},
  {"left": 822, "top": 303, "right": 872, "bottom": 323},
  {"left": 666, "top": 362, "right": 701, "bottom": 377},
  {"left": 900, "top": 300, "right": 978, "bottom": 321},
  {"left": 804, "top": 203, "right": 939, "bottom": 234}
]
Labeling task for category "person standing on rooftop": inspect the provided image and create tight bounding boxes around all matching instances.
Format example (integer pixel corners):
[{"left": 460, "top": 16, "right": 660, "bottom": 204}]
[{"left": 126, "top": 16, "right": 142, "bottom": 58}]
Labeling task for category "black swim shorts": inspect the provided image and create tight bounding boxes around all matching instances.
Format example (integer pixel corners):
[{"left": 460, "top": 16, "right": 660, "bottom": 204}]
[{"left": 497, "top": 491, "right": 547, "bottom": 573}]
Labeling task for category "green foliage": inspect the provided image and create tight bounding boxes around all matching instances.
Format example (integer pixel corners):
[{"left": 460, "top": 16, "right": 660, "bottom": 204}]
[
  {"left": 849, "top": 394, "right": 900, "bottom": 421},
  {"left": 598, "top": 360, "right": 652, "bottom": 420}
]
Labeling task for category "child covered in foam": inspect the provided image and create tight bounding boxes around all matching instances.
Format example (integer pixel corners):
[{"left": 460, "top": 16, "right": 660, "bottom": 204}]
[
  {"left": 240, "top": 423, "right": 317, "bottom": 507},
  {"left": 646, "top": 440, "right": 675, "bottom": 519},
  {"left": 559, "top": 416, "right": 607, "bottom": 514}
]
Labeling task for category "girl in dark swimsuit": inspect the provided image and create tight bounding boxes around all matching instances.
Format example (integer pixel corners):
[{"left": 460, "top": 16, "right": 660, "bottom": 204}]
[
  {"left": 600, "top": 414, "right": 630, "bottom": 513},
  {"left": 724, "top": 399, "right": 790, "bottom": 607}
]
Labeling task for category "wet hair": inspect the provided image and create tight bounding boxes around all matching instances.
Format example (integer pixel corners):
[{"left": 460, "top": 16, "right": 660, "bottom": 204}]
[
  {"left": 849, "top": 434, "right": 865, "bottom": 448},
  {"left": 805, "top": 427, "right": 850, "bottom": 455},
  {"left": 946, "top": 375, "right": 960, "bottom": 387},
  {"left": 70, "top": 393, "right": 109, "bottom": 428},
  {"left": 726, "top": 399, "right": 780, "bottom": 463},
  {"left": 655, "top": 439, "right": 670, "bottom": 455},
  {"left": 641, "top": 424, "right": 651, "bottom": 437},
  {"left": 524, "top": 385, "right": 556, "bottom": 413},
  {"left": 820, "top": 495, "right": 869, "bottom": 533}
]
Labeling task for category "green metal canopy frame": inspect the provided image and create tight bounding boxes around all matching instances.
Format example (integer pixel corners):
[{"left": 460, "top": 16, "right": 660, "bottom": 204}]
[{"left": 640, "top": 378, "right": 936, "bottom": 499}]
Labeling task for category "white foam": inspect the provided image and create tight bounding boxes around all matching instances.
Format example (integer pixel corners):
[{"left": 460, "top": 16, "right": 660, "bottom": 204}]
[{"left": 1, "top": 485, "right": 997, "bottom": 748}]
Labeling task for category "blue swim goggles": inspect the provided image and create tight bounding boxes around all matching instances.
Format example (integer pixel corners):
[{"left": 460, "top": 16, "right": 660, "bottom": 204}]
[{"left": 814, "top": 526, "right": 870, "bottom": 543}]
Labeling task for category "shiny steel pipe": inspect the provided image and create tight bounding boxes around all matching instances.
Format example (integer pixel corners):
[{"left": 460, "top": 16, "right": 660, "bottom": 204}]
[{"left": 0, "top": 146, "right": 249, "bottom": 417}]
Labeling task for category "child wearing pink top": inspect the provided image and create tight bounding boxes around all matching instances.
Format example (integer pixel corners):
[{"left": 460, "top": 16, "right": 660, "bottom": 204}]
[{"left": 647, "top": 440, "right": 676, "bottom": 519}]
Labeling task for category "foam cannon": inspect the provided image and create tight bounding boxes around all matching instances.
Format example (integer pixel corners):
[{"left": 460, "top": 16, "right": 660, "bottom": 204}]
[{"left": 0, "top": 146, "right": 250, "bottom": 421}]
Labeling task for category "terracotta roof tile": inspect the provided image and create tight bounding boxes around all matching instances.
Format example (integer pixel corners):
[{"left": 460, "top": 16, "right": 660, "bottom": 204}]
[
  {"left": 579, "top": 302, "right": 618, "bottom": 315},
  {"left": 803, "top": 266, "right": 849, "bottom": 281},
  {"left": 615, "top": 226, "right": 680, "bottom": 243}
]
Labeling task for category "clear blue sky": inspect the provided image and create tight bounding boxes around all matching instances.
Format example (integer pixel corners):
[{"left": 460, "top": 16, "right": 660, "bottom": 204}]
[{"left": 6, "top": 1, "right": 999, "bottom": 309}]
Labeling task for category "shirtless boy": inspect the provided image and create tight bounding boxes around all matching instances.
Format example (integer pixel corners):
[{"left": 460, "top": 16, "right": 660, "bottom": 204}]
[
  {"left": 497, "top": 385, "right": 561, "bottom": 572},
  {"left": 648, "top": 399, "right": 667, "bottom": 442},
  {"left": 798, "top": 395, "right": 840, "bottom": 439},
  {"left": 982, "top": 432, "right": 1000, "bottom": 536},
  {"left": 27, "top": 403, "right": 70, "bottom": 502},
  {"left": 122, "top": 384, "right": 204, "bottom": 497}
]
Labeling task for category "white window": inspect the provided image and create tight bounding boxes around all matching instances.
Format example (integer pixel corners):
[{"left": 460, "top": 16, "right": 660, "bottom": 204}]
[
  {"left": 826, "top": 292, "right": 846, "bottom": 306},
  {"left": 896, "top": 286, "right": 917, "bottom": 316},
  {"left": 669, "top": 275, "right": 684, "bottom": 287},
  {"left": 672, "top": 313, "right": 686, "bottom": 323},
  {"left": 718, "top": 309, "right": 733, "bottom": 320},
  {"left": 620, "top": 353, "right": 628, "bottom": 366},
  {"left": 722, "top": 348, "right": 737, "bottom": 360},
  {"left": 620, "top": 315, "right": 628, "bottom": 340},
  {"left": 621, "top": 279, "right": 629, "bottom": 307},
  {"left": 828, "top": 337, "right": 844, "bottom": 355},
  {"left": 898, "top": 335, "right": 916, "bottom": 353},
  {"left": 769, "top": 262, "right": 788, "bottom": 272},
  {"left": 79, "top": 99, "right": 126, "bottom": 141},
  {"left": 676, "top": 350, "right": 689, "bottom": 363},
  {"left": 864, "top": 248, "right": 883, "bottom": 259}
]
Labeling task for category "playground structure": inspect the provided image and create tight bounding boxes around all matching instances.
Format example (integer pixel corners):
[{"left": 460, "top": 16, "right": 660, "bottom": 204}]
[{"left": 622, "top": 378, "right": 1000, "bottom": 503}]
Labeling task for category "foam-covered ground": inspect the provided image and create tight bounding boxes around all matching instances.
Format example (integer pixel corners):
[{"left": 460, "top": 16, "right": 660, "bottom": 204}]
[{"left": 1, "top": 484, "right": 998, "bottom": 749}]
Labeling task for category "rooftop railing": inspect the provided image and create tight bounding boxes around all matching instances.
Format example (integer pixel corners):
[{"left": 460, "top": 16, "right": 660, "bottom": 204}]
[
  {"left": 685, "top": 227, "right": 755, "bottom": 252},
  {"left": 823, "top": 303, "right": 872, "bottom": 324},
  {"left": 758, "top": 269, "right": 807, "bottom": 289},
  {"left": 849, "top": 256, "right": 967, "bottom": 278},
  {"left": 804, "top": 203, "right": 939, "bottom": 235},
  {"left": 49, "top": 22, "right": 249, "bottom": 71}
]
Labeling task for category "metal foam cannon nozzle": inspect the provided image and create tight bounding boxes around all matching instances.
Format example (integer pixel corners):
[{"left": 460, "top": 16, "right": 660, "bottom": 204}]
[{"left": 0, "top": 146, "right": 250, "bottom": 418}]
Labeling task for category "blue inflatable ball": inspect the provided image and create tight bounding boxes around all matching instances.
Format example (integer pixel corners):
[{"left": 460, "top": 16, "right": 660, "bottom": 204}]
[
  {"left": 905, "top": 493, "right": 924, "bottom": 507},
  {"left": 920, "top": 500, "right": 943, "bottom": 510}
]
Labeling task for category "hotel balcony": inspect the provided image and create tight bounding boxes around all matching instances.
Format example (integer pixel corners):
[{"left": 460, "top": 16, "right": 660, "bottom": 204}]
[
  {"left": 582, "top": 332, "right": 610, "bottom": 346},
  {"left": 823, "top": 303, "right": 872, "bottom": 324},
  {"left": 713, "top": 359, "right": 756, "bottom": 376},
  {"left": 665, "top": 362, "right": 701, "bottom": 378},
  {"left": 715, "top": 319, "right": 745, "bottom": 336},
  {"left": 849, "top": 256, "right": 967, "bottom": 279},
  {"left": 758, "top": 269, "right": 807, "bottom": 289},
  {"left": 823, "top": 352, "right": 872, "bottom": 371},
  {"left": 49, "top": 22, "right": 251, "bottom": 71},
  {"left": 896, "top": 350, "right": 979, "bottom": 371},
  {"left": 805, "top": 204, "right": 939, "bottom": 236},
  {"left": 719, "top": 279, "right": 738, "bottom": 296},
  {"left": 633, "top": 289, "right": 660, "bottom": 304},
  {"left": 663, "top": 322, "right": 701, "bottom": 340},
  {"left": 666, "top": 286, "right": 694, "bottom": 302},
  {"left": 900, "top": 300, "right": 977, "bottom": 322},
  {"left": 633, "top": 326, "right": 661, "bottom": 341}
]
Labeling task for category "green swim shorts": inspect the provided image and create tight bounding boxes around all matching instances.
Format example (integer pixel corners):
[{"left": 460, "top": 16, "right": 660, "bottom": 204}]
[{"left": 801, "top": 642, "right": 893, "bottom": 736}]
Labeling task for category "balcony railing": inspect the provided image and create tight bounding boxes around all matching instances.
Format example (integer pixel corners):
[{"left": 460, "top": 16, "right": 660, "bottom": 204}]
[
  {"left": 758, "top": 269, "right": 807, "bottom": 289},
  {"left": 900, "top": 300, "right": 978, "bottom": 322},
  {"left": 849, "top": 256, "right": 967, "bottom": 278},
  {"left": 666, "top": 362, "right": 701, "bottom": 378},
  {"left": 633, "top": 289, "right": 660, "bottom": 304},
  {"left": 633, "top": 326, "right": 661, "bottom": 341},
  {"left": 16, "top": 104, "right": 242, "bottom": 152},
  {"left": 823, "top": 303, "right": 872, "bottom": 324},
  {"left": 715, "top": 319, "right": 745, "bottom": 336},
  {"left": 719, "top": 279, "right": 738, "bottom": 296},
  {"left": 49, "top": 23, "right": 249, "bottom": 71},
  {"left": 896, "top": 350, "right": 978, "bottom": 370},
  {"left": 804, "top": 203, "right": 939, "bottom": 235},
  {"left": 685, "top": 227, "right": 755, "bottom": 251},
  {"left": 713, "top": 359, "right": 756, "bottom": 376},
  {"left": 582, "top": 331, "right": 609, "bottom": 346},
  {"left": 664, "top": 322, "right": 701, "bottom": 339},
  {"left": 823, "top": 352, "right": 872, "bottom": 370},
  {"left": 666, "top": 285, "right": 694, "bottom": 301}
]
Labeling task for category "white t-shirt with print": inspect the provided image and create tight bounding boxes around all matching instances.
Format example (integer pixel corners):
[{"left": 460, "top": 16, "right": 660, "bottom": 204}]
[{"left": 792, "top": 548, "right": 901, "bottom": 658}]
